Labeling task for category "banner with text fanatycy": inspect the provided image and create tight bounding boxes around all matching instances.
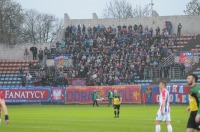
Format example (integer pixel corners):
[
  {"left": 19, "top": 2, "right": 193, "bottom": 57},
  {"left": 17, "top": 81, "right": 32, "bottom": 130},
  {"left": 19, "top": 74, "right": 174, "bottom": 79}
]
[{"left": 0, "top": 87, "right": 51, "bottom": 103}]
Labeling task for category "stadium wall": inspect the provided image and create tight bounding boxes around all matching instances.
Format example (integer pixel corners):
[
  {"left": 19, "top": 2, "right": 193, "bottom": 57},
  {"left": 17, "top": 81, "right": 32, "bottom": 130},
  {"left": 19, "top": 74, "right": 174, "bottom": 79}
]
[
  {"left": 0, "top": 43, "right": 51, "bottom": 60},
  {"left": 64, "top": 14, "right": 200, "bottom": 35}
]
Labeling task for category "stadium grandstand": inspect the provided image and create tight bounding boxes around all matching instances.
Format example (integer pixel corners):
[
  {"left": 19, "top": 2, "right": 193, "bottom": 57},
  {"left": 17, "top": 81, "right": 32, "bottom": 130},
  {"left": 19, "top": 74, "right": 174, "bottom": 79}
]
[
  {"left": 1, "top": 0, "right": 200, "bottom": 131},
  {"left": 0, "top": 5, "right": 200, "bottom": 132},
  {"left": 0, "top": 14, "right": 200, "bottom": 87}
]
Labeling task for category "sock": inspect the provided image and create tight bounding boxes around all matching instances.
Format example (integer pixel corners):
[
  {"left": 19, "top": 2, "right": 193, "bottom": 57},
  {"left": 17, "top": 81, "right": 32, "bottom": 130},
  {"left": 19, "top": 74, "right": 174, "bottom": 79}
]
[
  {"left": 156, "top": 125, "right": 160, "bottom": 132},
  {"left": 114, "top": 111, "right": 116, "bottom": 116},
  {"left": 117, "top": 111, "right": 120, "bottom": 116},
  {"left": 167, "top": 124, "right": 172, "bottom": 132}
]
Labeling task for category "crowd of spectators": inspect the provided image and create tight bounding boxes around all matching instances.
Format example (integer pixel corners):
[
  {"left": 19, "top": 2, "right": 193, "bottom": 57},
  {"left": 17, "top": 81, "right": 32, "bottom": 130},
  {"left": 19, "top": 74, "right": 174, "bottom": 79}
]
[
  {"left": 24, "top": 61, "right": 68, "bottom": 87},
  {"left": 25, "top": 22, "right": 184, "bottom": 86},
  {"left": 45, "top": 23, "right": 178, "bottom": 86}
]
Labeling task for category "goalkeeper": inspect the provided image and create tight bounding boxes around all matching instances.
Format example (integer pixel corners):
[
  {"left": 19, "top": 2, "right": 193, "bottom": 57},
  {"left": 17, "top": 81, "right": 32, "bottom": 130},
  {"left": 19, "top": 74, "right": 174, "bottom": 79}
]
[{"left": 113, "top": 90, "right": 122, "bottom": 118}]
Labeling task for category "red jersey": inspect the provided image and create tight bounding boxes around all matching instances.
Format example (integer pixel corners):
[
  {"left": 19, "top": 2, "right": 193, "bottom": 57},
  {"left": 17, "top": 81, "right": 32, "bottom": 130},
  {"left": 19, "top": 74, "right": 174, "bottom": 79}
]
[
  {"left": 0, "top": 92, "right": 4, "bottom": 101},
  {"left": 159, "top": 88, "right": 170, "bottom": 113}
]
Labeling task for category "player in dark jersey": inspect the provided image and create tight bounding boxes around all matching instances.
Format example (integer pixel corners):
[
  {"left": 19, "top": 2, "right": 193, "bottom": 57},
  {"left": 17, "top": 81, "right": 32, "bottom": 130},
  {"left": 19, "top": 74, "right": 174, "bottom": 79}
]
[
  {"left": 113, "top": 90, "right": 122, "bottom": 118},
  {"left": 186, "top": 74, "right": 200, "bottom": 132}
]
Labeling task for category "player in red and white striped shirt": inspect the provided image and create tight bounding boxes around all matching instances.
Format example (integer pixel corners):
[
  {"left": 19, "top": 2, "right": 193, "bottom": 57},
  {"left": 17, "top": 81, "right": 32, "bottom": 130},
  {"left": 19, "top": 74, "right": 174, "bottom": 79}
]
[
  {"left": 0, "top": 91, "right": 9, "bottom": 124},
  {"left": 155, "top": 81, "right": 172, "bottom": 132}
]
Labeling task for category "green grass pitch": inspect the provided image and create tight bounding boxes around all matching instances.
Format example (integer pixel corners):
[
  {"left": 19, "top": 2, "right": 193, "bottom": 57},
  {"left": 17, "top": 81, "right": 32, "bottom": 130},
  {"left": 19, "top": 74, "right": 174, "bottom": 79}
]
[{"left": 0, "top": 104, "right": 189, "bottom": 132}]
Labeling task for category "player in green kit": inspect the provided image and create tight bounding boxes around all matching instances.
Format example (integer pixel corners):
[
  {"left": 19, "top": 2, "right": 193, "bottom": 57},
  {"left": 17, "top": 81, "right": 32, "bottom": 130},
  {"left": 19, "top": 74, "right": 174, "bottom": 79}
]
[
  {"left": 108, "top": 90, "right": 113, "bottom": 107},
  {"left": 92, "top": 90, "right": 99, "bottom": 107},
  {"left": 186, "top": 74, "right": 200, "bottom": 132},
  {"left": 113, "top": 90, "right": 122, "bottom": 118}
]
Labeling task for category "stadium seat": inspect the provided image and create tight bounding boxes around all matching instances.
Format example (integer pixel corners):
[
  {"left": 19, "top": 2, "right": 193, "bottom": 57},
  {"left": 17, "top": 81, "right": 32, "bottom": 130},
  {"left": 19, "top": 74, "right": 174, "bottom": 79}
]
[
  {"left": 7, "top": 67, "right": 12, "bottom": 70},
  {"left": 1, "top": 60, "right": 5, "bottom": 63},
  {"left": 11, "top": 81, "right": 16, "bottom": 84},
  {"left": 10, "top": 71, "right": 15, "bottom": 74},
  {"left": 0, "top": 67, "right": 4, "bottom": 71},
  {"left": 9, "top": 74, "right": 14, "bottom": 77},
  {"left": 6, "top": 74, "right": 10, "bottom": 77},
  {"left": 7, "top": 81, "right": 12, "bottom": 85},
  {"left": 14, "top": 78, "right": 18, "bottom": 81},
  {"left": 1, "top": 74, "right": 5, "bottom": 77},
  {"left": 13, "top": 63, "right": 17, "bottom": 67},
  {"left": 17, "top": 63, "right": 21, "bottom": 67},
  {"left": 8, "top": 63, "right": 13, "bottom": 67},
  {"left": 13, "top": 74, "right": 19, "bottom": 77}
]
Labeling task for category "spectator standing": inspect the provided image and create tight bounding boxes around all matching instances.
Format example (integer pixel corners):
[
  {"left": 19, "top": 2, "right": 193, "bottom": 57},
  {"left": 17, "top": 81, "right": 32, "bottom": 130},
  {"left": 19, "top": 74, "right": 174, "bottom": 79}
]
[
  {"left": 177, "top": 23, "right": 182, "bottom": 37},
  {"left": 26, "top": 73, "right": 32, "bottom": 86},
  {"left": 24, "top": 48, "right": 29, "bottom": 60},
  {"left": 18, "top": 66, "right": 23, "bottom": 77},
  {"left": 38, "top": 48, "right": 44, "bottom": 63},
  {"left": 156, "top": 26, "right": 160, "bottom": 36},
  {"left": 149, "top": 27, "right": 153, "bottom": 37},
  {"left": 44, "top": 47, "right": 50, "bottom": 59},
  {"left": 30, "top": 46, "right": 37, "bottom": 60},
  {"left": 33, "top": 47, "right": 37, "bottom": 60}
]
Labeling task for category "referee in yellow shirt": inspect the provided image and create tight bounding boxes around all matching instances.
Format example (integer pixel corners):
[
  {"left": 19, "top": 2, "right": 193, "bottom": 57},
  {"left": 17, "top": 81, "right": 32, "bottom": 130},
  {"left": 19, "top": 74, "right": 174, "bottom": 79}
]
[{"left": 113, "top": 90, "right": 122, "bottom": 118}]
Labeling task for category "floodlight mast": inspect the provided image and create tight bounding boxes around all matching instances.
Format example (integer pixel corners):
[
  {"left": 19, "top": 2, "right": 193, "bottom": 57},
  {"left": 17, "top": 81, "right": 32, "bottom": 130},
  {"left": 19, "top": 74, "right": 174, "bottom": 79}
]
[{"left": 149, "top": 0, "right": 154, "bottom": 16}]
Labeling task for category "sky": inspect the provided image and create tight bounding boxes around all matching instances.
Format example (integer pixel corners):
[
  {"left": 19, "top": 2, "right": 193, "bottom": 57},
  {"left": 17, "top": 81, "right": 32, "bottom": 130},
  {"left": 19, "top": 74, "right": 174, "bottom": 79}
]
[{"left": 15, "top": 0, "right": 191, "bottom": 19}]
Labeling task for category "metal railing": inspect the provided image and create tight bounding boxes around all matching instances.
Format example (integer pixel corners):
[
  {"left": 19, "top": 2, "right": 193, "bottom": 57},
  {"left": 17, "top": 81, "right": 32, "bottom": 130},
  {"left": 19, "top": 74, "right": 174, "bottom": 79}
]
[
  {"left": 159, "top": 54, "right": 175, "bottom": 68},
  {"left": 184, "top": 52, "right": 198, "bottom": 73}
]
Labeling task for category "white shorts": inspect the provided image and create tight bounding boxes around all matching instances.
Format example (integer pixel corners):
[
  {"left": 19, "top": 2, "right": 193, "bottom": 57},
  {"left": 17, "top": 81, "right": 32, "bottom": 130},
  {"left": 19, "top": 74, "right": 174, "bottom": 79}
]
[{"left": 156, "top": 111, "right": 171, "bottom": 121}]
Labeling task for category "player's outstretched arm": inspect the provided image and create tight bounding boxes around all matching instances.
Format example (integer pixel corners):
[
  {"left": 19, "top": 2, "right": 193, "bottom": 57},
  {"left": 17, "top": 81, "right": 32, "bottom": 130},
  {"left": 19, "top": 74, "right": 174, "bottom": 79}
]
[
  {"left": 185, "top": 106, "right": 190, "bottom": 112},
  {"left": 119, "top": 97, "right": 122, "bottom": 104},
  {"left": 0, "top": 99, "right": 9, "bottom": 124}
]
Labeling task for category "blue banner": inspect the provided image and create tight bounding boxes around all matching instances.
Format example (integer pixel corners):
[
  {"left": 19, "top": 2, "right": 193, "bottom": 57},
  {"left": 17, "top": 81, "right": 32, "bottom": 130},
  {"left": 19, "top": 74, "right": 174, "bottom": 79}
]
[
  {"left": 0, "top": 87, "right": 65, "bottom": 104},
  {"left": 141, "top": 83, "right": 190, "bottom": 104},
  {"left": 54, "top": 54, "right": 72, "bottom": 67}
]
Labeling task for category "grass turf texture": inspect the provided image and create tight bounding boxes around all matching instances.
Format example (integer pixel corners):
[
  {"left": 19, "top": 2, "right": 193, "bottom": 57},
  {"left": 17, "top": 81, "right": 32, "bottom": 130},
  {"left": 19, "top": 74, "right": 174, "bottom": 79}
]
[{"left": 0, "top": 104, "right": 188, "bottom": 132}]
